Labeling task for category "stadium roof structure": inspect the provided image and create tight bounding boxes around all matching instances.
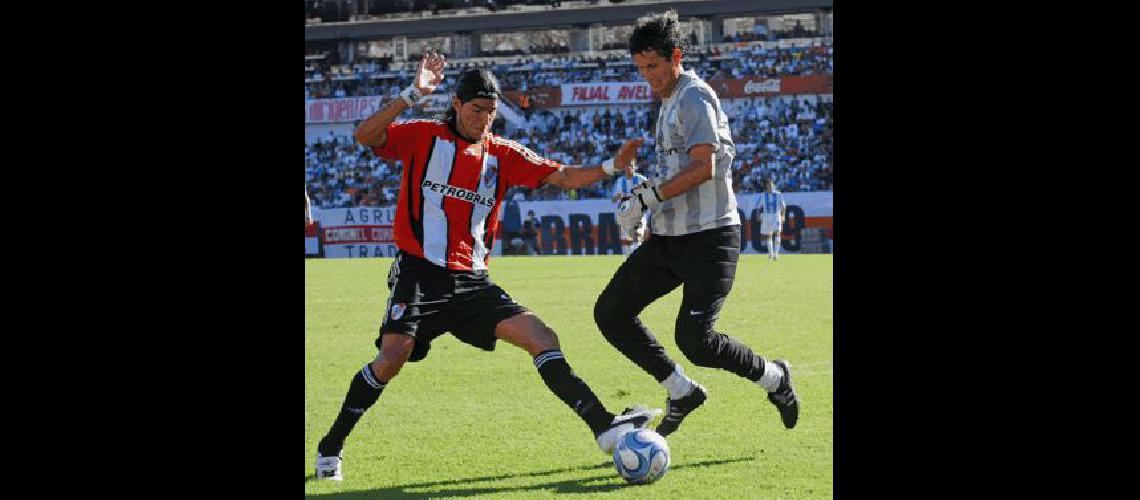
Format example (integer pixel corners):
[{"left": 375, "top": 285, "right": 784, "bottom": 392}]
[{"left": 305, "top": 0, "right": 832, "bottom": 41}]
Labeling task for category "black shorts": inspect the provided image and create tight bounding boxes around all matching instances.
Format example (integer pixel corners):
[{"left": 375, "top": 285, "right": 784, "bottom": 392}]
[{"left": 376, "top": 251, "right": 529, "bottom": 358}]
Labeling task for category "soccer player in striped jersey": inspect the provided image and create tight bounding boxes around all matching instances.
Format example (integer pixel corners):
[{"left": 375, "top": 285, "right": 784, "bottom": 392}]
[
  {"left": 313, "top": 53, "right": 656, "bottom": 481},
  {"left": 610, "top": 166, "right": 649, "bottom": 254},
  {"left": 598, "top": 10, "right": 800, "bottom": 440},
  {"left": 758, "top": 179, "right": 786, "bottom": 261}
]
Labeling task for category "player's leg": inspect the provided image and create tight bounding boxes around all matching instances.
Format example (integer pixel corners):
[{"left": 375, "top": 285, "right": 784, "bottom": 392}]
[
  {"left": 315, "top": 252, "right": 442, "bottom": 480},
  {"left": 761, "top": 214, "right": 777, "bottom": 260},
  {"left": 669, "top": 225, "right": 798, "bottom": 429},
  {"left": 771, "top": 230, "right": 781, "bottom": 260},
  {"left": 620, "top": 237, "right": 632, "bottom": 255},
  {"left": 593, "top": 235, "right": 684, "bottom": 383},
  {"left": 492, "top": 312, "right": 657, "bottom": 453},
  {"left": 594, "top": 236, "right": 701, "bottom": 437},
  {"left": 315, "top": 333, "right": 413, "bottom": 480}
]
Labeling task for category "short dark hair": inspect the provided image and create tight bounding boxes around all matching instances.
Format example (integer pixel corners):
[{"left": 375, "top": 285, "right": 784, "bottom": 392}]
[{"left": 629, "top": 9, "right": 685, "bottom": 59}]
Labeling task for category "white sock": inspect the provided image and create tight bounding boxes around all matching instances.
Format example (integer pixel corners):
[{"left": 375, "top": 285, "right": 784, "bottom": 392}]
[
  {"left": 773, "top": 233, "right": 780, "bottom": 256},
  {"left": 622, "top": 243, "right": 631, "bottom": 255},
  {"left": 661, "top": 365, "right": 697, "bottom": 400},
  {"left": 756, "top": 361, "right": 784, "bottom": 393}
]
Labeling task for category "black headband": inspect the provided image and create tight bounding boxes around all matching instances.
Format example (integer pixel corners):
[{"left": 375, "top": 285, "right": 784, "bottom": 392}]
[{"left": 456, "top": 69, "right": 501, "bottom": 102}]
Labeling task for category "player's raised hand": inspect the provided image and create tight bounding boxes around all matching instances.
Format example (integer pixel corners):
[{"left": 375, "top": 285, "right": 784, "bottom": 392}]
[
  {"left": 415, "top": 51, "right": 447, "bottom": 96},
  {"left": 614, "top": 137, "right": 645, "bottom": 175}
]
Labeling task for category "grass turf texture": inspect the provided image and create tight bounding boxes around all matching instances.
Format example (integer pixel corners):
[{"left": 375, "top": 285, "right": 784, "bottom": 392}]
[{"left": 306, "top": 254, "right": 832, "bottom": 498}]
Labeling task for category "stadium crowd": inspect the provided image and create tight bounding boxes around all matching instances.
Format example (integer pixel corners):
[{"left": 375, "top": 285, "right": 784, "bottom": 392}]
[
  {"left": 305, "top": 94, "right": 832, "bottom": 209},
  {"left": 304, "top": 28, "right": 832, "bottom": 209},
  {"left": 305, "top": 39, "right": 831, "bottom": 99}
]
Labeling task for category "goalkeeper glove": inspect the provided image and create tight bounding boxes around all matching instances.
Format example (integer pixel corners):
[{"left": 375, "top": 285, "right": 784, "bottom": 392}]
[{"left": 616, "top": 181, "right": 663, "bottom": 239}]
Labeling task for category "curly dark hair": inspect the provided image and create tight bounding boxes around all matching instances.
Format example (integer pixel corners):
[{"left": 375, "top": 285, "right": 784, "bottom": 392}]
[{"left": 629, "top": 9, "right": 686, "bottom": 59}]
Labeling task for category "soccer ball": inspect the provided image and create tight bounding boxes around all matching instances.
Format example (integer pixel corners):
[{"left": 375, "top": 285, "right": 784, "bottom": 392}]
[{"left": 612, "top": 429, "right": 670, "bottom": 484}]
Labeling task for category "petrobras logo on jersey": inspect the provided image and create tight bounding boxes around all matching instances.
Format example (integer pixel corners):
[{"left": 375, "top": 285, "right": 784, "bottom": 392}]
[{"left": 421, "top": 179, "right": 495, "bottom": 207}]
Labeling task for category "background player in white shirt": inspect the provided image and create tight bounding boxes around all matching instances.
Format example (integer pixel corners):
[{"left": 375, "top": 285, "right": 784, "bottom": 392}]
[
  {"left": 757, "top": 179, "right": 786, "bottom": 261},
  {"left": 610, "top": 166, "right": 649, "bottom": 254}
]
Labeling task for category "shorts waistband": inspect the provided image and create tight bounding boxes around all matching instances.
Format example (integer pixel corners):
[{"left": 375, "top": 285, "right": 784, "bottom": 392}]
[{"left": 396, "top": 251, "right": 490, "bottom": 278}]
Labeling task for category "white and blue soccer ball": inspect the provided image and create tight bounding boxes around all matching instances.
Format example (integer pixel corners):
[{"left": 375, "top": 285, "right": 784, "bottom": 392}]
[{"left": 613, "top": 429, "right": 671, "bottom": 484}]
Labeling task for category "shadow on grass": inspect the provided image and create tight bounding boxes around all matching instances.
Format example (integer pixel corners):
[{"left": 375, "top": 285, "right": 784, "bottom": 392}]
[{"left": 305, "top": 456, "right": 756, "bottom": 498}]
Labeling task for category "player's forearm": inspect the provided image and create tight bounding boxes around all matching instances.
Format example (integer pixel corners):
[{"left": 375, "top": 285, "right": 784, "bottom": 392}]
[
  {"left": 545, "top": 165, "right": 607, "bottom": 189},
  {"left": 656, "top": 158, "right": 714, "bottom": 200},
  {"left": 353, "top": 97, "right": 411, "bottom": 148}
]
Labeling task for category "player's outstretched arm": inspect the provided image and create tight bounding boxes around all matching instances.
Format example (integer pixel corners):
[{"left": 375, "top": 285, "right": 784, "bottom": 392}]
[
  {"left": 543, "top": 137, "right": 643, "bottom": 189},
  {"left": 353, "top": 52, "right": 446, "bottom": 148}
]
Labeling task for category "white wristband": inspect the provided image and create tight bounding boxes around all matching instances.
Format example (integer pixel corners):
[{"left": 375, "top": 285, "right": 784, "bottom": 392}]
[{"left": 400, "top": 86, "right": 424, "bottom": 107}]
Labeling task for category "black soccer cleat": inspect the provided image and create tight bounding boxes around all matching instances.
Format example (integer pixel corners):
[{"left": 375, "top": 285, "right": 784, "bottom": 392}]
[
  {"left": 766, "top": 359, "right": 799, "bottom": 429},
  {"left": 655, "top": 384, "right": 708, "bottom": 437}
]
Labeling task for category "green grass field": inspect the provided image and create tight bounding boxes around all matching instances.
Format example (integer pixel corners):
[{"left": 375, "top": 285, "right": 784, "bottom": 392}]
[{"left": 306, "top": 254, "right": 832, "bottom": 498}]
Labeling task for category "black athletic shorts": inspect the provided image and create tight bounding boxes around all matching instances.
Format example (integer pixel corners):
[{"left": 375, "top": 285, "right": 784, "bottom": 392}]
[{"left": 376, "top": 251, "right": 529, "bottom": 357}]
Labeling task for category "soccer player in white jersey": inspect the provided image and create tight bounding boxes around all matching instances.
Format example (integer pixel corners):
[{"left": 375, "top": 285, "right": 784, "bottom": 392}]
[
  {"left": 758, "top": 179, "right": 786, "bottom": 261},
  {"left": 610, "top": 166, "right": 649, "bottom": 254},
  {"left": 597, "top": 10, "right": 800, "bottom": 439}
]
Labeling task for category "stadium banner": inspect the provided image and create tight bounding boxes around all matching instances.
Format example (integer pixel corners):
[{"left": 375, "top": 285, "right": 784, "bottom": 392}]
[
  {"left": 306, "top": 96, "right": 383, "bottom": 124},
  {"left": 313, "top": 206, "right": 400, "bottom": 258},
  {"left": 503, "top": 88, "right": 561, "bottom": 109},
  {"left": 514, "top": 191, "right": 831, "bottom": 255},
  {"left": 306, "top": 95, "right": 470, "bottom": 124},
  {"left": 305, "top": 222, "right": 321, "bottom": 256},
  {"left": 507, "top": 75, "right": 832, "bottom": 110},
  {"left": 707, "top": 75, "right": 832, "bottom": 98},
  {"left": 559, "top": 82, "right": 654, "bottom": 106},
  {"left": 309, "top": 192, "right": 831, "bottom": 258}
]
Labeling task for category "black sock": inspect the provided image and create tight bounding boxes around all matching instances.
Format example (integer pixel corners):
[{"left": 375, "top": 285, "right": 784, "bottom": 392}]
[
  {"left": 318, "top": 364, "right": 386, "bottom": 457},
  {"left": 533, "top": 349, "right": 614, "bottom": 435}
]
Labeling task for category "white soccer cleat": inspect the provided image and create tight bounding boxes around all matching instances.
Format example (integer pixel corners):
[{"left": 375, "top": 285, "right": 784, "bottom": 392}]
[
  {"left": 315, "top": 453, "right": 343, "bottom": 481},
  {"left": 596, "top": 405, "right": 663, "bottom": 454}
]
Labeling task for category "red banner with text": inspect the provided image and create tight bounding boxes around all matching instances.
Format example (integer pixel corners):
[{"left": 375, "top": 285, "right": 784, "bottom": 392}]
[{"left": 505, "top": 75, "right": 831, "bottom": 109}]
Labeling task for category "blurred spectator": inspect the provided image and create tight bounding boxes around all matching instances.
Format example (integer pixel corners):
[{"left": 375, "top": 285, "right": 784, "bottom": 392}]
[{"left": 520, "top": 210, "right": 540, "bottom": 255}]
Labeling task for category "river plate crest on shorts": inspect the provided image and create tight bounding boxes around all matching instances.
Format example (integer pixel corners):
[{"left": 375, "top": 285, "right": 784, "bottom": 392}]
[{"left": 390, "top": 303, "right": 407, "bottom": 320}]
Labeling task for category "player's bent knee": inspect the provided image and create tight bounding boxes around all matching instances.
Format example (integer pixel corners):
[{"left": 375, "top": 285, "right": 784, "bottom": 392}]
[
  {"left": 374, "top": 333, "right": 415, "bottom": 379},
  {"left": 407, "top": 337, "right": 431, "bottom": 362},
  {"left": 677, "top": 338, "right": 719, "bottom": 368},
  {"left": 532, "top": 326, "right": 561, "bottom": 353},
  {"left": 675, "top": 325, "right": 720, "bottom": 368},
  {"left": 593, "top": 294, "right": 626, "bottom": 330}
]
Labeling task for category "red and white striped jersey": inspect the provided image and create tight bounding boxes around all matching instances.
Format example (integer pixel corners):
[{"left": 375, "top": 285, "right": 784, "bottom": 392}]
[{"left": 372, "top": 119, "right": 561, "bottom": 271}]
